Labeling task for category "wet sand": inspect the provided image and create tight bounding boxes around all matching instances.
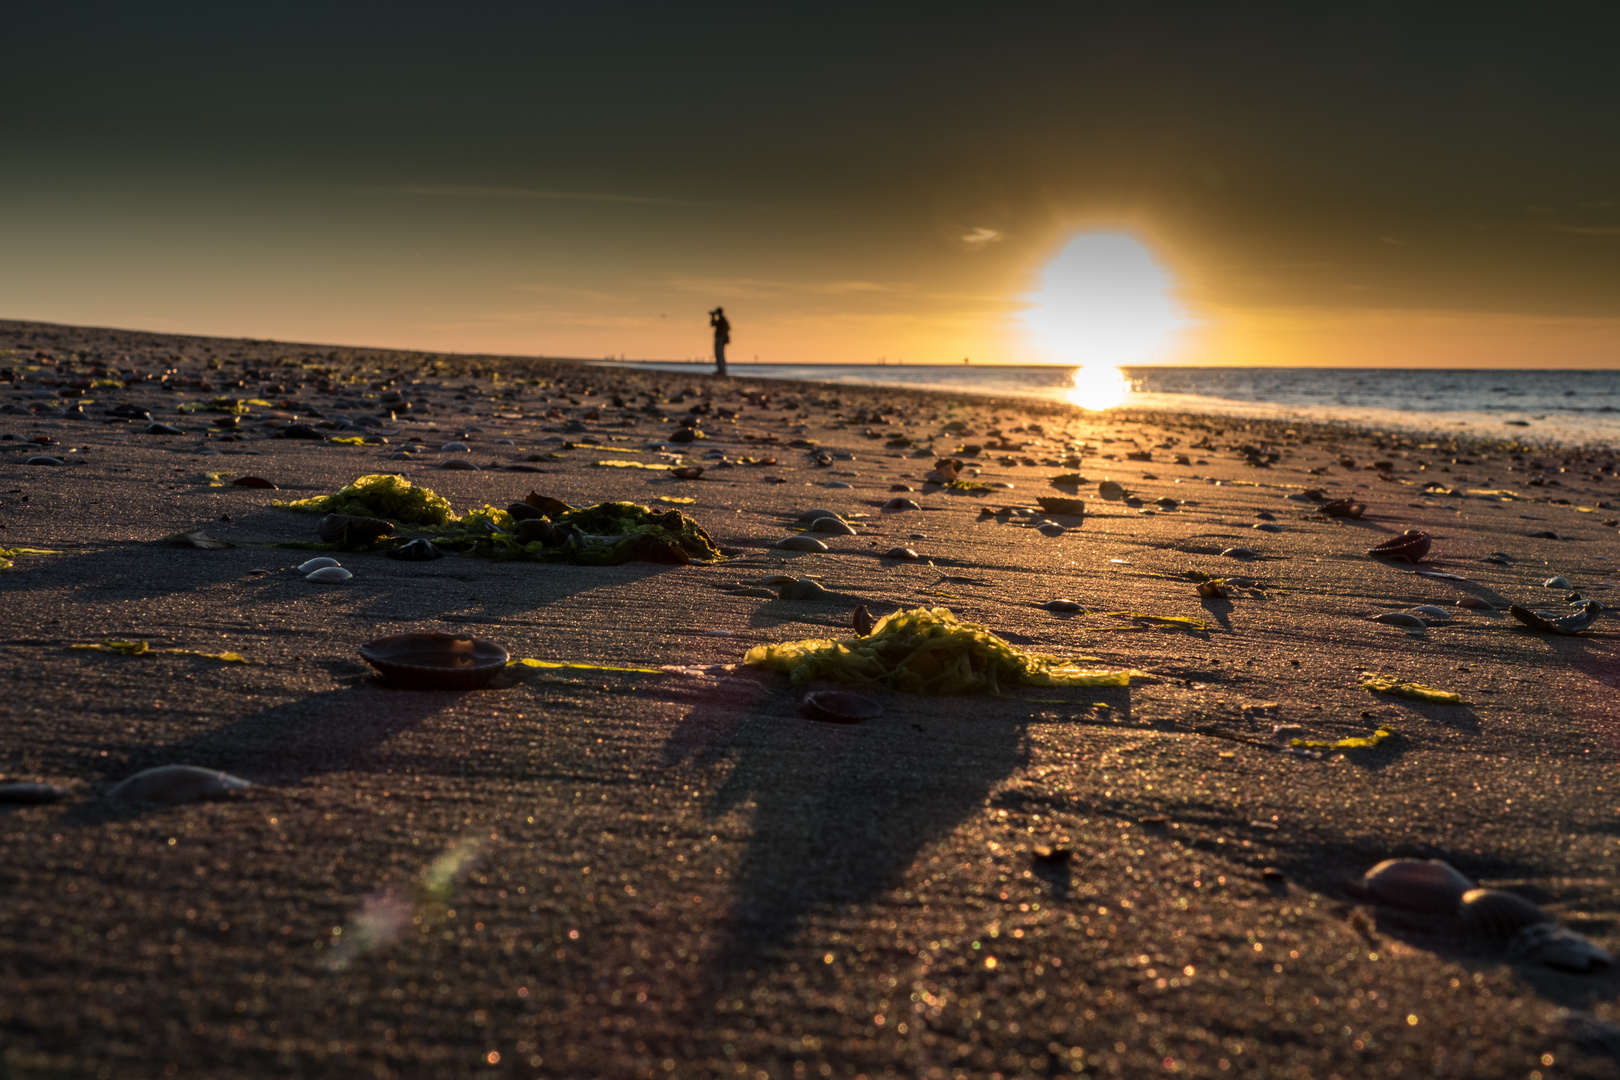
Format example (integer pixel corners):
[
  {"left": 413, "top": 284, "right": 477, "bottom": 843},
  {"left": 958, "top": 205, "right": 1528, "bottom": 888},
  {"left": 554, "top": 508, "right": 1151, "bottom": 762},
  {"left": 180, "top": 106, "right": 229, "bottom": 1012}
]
[{"left": 2, "top": 318, "right": 1619, "bottom": 1079}]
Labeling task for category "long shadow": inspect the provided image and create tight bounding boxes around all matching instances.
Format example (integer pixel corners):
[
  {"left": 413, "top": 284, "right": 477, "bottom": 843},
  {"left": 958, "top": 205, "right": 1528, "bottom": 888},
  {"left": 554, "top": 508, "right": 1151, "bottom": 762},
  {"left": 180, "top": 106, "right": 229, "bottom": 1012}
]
[{"left": 672, "top": 687, "right": 1027, "bottom": 969}]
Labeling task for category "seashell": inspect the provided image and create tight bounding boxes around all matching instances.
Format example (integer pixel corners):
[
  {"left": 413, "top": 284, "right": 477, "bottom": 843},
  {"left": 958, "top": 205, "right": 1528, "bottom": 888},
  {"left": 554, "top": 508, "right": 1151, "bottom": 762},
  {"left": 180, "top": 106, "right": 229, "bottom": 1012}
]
[
  {"left": 1409, "top": 605, "right": 1450, "bottom": 622},
  {"left": 359, "top": 632, "right": 509, "bottom": 689},
  {"left": 1036, "top": 496, "right": 1086, "bottom": 516},
  {"left": 821, "top": 480, "right": 853, "bottom": 489},
  {"left": 668, "top": 427, "right": 698, "bottom": 443},
  {"left": 1369, "top": 530, "right": 1431, "bottom": 563},
  {"left": 1508, "top": 600, "right": 1601, "bottom": 635},
  {"left": 1371, "top": 612, "right": 1428, "bottom": 629},
  {"left": 305, "top": 566, "right": 353, "bottom": 582},
  {"left": 524, "top": 492, "right": 575, "bottom": 516},
  {"left": 799, "top": 690, "right": 883, "bottom": 724},
  {"left": 164, "top": 527, "right": 233, "bottom": 549},
  {"left": 108, "top": 765, "right": 251, "bottom": 805},
  {"left": 809, "top": 516, "right": 857, "bottom": 535},
  {"left": 1123, "top": 496, "right": 1144, "bottom": 509},
  {"left": 317, "top": 513, "right": 394, "bottom": 545},
  {"left": 1360, "top": 858, "right": 1475, "bottom": 912},
  {"left": 1155, "top": 497, "right": 1178, "bottom": 509},
  {"left": 774, "top": 535, "right": 829, "bottom": 552},
  {"left": 1505, "top": 922, "right": 1613, "bottom": 972},
  {"left": 1457, "top": 596, "right": 1496, "bottom": 610},
  {"left": 1037, "top": 522, "right": 1065, "bottom": 537},
  {"left": 437, "top": 459, "right": 479, "bottom": 471},
  {"left": 0, "top": 781, "right": 69, "bottom": 803},
  {"left": 1252, "top": 522, "right": 1281, "bottom": 533},
  {"left": 884, "top": 546, "right": 919, "bottom": 560},
  {"left": 297, "top": 557, "right": 341, "bottom": 572},
  {"left": 1098, "top": 480, "right": 1126, "bottom": 499},
  {"left": 1544, "top": 576, "right": 1572, "bottom": 589},
  {"left": 507, "top": 502, "right": 548, "bottom": 521},
  {"left": 881, "top": 498, "right": 920, "bottom": 512},
  {"left": 387, "top": 538, "right": 445, "bottom": 561},
  {"left": 440, "top": 441, "right": 470, "bottom": 452},
  {"left": 25, "top": 455, "right": 65, "bottom": 465},
  {"left": 1197, "top": 581, "right": 1228, "bottom": 598},
  {"left": 890, "top": 484, "right": 914, "bottom": 492},
  {"left": 1041, "top": 600, "right": 1083, "bottom": 612},
  {"left": 278, "top": 423, "right": 322, "bottom": 439},
  {"left": 230, "top": 475, "right": 277, "bottom": 489},
  {"left": 1456, "top": 887, "right": 1552, "bottom": 941},
  {"left": 1221, "top": 547, "right": 1259, "bottom": 560},
  {"left": 1321, "top": 499, "right": 1365, "bottom": 519},
  {"left": 778, "top": 578, "right": 833, "bottom": 601},
  {"left": 1527, "top": 530, "right": 1560, "bottom": 540},
  {"left": 671, "top": 466, "right": 705, "bottom": 479},
  {"left": 751, "top": 574, "right": 798, "bottom": 587},
  {"left": 852, "top": 604, "right": 876, "bottom": 636},
  {"left": 796, "top": 508, "right": 841, "bottom": 524},
  {"left": 145, "top": 423, "right": 183, "bottom": 435}
]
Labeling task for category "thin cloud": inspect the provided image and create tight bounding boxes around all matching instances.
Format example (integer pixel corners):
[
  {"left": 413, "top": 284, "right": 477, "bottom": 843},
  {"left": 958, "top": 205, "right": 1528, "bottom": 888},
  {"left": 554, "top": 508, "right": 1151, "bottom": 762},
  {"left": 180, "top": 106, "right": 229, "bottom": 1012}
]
[
  {"left": 959, "top": 226, "right": 1005, "bottom": 247},
  {"left": 388, "top": 183, "right": 704, "bottom": 207},
  {"left": 1553, "top": 225, "right": 1620, "bottom": 237}
]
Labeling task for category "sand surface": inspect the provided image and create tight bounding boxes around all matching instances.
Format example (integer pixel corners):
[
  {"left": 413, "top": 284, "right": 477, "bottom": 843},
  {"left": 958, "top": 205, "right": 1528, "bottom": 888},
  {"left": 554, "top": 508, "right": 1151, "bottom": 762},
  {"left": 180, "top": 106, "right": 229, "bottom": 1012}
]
[{"left": 2, "top": 318, "right": 1619, "bottom": 1079}]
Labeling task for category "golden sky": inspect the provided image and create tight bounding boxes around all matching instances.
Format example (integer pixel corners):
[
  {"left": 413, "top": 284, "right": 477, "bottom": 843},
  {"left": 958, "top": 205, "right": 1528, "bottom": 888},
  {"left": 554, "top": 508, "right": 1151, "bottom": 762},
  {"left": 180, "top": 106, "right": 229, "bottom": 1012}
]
[{"left": 4, "top": 6, "right": 1618, "bottom": 367}]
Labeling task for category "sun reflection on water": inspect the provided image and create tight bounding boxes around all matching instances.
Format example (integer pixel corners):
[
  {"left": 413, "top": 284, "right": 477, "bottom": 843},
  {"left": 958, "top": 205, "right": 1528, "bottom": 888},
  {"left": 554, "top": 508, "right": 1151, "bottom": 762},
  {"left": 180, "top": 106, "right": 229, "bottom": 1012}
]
[{"left": 1064, "top": 365, "right": 1131, "bottom": 410}]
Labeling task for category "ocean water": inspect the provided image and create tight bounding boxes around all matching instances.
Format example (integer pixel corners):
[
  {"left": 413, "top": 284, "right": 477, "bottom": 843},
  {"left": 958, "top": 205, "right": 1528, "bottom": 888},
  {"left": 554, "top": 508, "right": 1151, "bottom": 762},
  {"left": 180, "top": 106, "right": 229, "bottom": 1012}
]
[{"left": 592, "top": 362, "right": 1620, "bottom": 447}]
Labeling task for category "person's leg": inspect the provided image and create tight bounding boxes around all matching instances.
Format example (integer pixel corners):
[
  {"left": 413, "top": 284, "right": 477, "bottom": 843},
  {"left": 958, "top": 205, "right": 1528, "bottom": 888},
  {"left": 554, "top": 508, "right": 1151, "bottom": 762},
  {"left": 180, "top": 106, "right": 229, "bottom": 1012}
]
[{"left": 714, "top": 339, "right": 727, "bottom": 376}]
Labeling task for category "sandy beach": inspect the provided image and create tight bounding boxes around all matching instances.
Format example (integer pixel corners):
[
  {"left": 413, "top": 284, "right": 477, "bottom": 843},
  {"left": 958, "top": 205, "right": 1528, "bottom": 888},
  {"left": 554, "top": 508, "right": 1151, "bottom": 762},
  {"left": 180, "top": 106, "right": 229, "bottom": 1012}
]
[{"left": 3, "top": 317, "right": 1620, "bottom": 1079}]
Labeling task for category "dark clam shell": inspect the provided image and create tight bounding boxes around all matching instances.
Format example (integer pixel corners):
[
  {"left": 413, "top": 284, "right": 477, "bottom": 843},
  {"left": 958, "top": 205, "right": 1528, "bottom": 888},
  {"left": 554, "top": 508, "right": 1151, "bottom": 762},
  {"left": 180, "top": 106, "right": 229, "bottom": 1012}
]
[
  {"left": 851, "top": 604, "right": 876, "bottom": 636},
  {"left": 386, "top": 538, "right": 446, "bottom": 561},
  {"left": 799, "top": 690, "right": 883, "bottom": 724},
  {"left": 318, "top": 513, "right": 394, "bottom": 545},
  {"left": 672, "top": 466, "right": 705, "bottom": 479},
  {"left": 808, "top": 516, "right": 857, "bottom": 535},
  {"left": 1369, "top": 530, "right": 1431, "bottom": 563},
  {"left": 1456, "top": 888, "right": 1552, "bottom": 941},
  {"left": 1504, "top": 922, "right": 1614, "bottom": 972},
  {"left": 108, "top": 765, "right": 251, "bottom": 805},
  {"left": 1322, "top": 499, "right": 1365, "bottom": 519},
  {"left": 1361, "top": 858, "right": 1475, "bottom": 912},
  {"left": 359, "top": 633, "right": 509, "bottom": 689}
]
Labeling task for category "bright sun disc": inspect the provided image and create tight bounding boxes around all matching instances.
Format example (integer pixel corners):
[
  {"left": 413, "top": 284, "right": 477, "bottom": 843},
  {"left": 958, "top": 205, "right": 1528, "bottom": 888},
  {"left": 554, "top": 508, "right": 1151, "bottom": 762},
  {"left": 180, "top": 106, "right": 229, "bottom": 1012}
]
[
  {"left": 1065, "top": 365, "right": 1131, "bottom": 410},
  {"left": 1022, "top": 232, "right": 1187, "bottom": 411}
]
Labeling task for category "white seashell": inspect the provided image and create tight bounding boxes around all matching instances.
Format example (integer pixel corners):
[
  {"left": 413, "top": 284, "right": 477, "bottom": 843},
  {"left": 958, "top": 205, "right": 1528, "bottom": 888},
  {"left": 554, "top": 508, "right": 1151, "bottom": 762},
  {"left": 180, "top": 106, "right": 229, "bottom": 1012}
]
[
  {"left": 1543, "top": 576, "right": 1571, "bottom": 588},
  {"left": 306, "top": 566, "right": 354, "bottom": 582},
  {"left": 1371, "top": 612, "right": 1428, "bottom": 630},
  {"left": 298, "top": 557, "right": 342, "bottom": 573},
  {"left": 1361, "top": 858, "right": 1474, "bottom": 912},
  {"left": 1409, "top": 605, "right": 1451, "bottom": 622}
]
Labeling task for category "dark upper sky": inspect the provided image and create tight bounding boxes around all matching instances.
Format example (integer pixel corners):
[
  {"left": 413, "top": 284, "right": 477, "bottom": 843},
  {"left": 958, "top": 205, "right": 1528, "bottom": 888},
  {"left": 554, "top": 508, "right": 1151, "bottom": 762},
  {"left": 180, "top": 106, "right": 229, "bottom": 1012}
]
[{"left": 6, "top": 4, "right": 1619, "bottom": 365}]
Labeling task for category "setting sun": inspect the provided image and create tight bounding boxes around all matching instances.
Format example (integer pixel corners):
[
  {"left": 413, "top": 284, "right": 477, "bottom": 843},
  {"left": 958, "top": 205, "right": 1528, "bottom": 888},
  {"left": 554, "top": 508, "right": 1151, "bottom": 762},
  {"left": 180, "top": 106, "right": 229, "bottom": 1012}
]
[{"left": 1021, "top": 233, "right": 1189, "bottom": 368}]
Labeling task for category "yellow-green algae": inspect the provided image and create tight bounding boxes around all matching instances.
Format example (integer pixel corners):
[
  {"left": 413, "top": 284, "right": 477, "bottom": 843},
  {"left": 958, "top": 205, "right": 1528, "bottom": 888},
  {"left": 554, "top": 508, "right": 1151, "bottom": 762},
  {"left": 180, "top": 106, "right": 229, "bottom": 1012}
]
[
  {"left": 1361, "top": 678, "right": 1467, "bottom": 705},
  {"left": 1292, "top": 726, "right": 1394, "bottom": 750},
  {"left": 276, "top": 473, "right": 455, "bottom": 525},
  {"left": 744, "top": 606, "right": 1145, "bottom": 694}
]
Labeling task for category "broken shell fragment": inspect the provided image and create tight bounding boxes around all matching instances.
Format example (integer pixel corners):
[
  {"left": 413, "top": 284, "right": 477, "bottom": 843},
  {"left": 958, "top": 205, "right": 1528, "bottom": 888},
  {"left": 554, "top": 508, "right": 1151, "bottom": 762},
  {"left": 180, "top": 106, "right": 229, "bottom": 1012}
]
[
  {"left": 1508, "top": 600, "right": 1601, "bottom": 635},
  {"left": 1456, "top": 888, "right": 1553, "bottom": 942},
  {"left": 108, "top": 765, "right": 252, "bottom": 805},
  {"left": 317, "top": 513, "right": 395, "bottom": 545},
  {"left": 1369, "top": 530, "right": 1431, "bottom": 563},
  {"left": 305, "top": 566, "right": 354, "bottom": 583},
  {"left": 359, "top": 632, "right": 509, "bottom": 689},
  {"left": 1360, "top": 858, "right": 1475, "bottom": 913},
  {"left": 297, "top": 557, "right": 341, "bottom": 573},
  {"left": 774, "top": 535, "right": 829, "bottom": 552},
  {"left": 799, "top": 690, "right": 883, "bottom": 724}
]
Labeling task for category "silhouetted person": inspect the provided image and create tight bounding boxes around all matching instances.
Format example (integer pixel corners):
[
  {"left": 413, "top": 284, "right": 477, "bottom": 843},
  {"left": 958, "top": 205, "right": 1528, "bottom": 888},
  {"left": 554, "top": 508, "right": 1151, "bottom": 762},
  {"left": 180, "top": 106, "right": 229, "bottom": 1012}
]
[{"left": 709, "top": 307, "right": 730, "bottom": 376}]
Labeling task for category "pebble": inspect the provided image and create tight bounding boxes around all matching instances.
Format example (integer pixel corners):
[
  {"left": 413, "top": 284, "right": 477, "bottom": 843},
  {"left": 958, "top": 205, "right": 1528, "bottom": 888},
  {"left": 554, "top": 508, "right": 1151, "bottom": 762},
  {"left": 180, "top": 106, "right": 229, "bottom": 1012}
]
[
  {"left": 0, "top": 782, "right": 69, "bottom": 803},
  {"left": 1221, "top": 547, "right": 1259, "bottom": 559},
  {"left": 306, "top": 566, "right": 354, "bottom": 582},
  {"left": 1037, "top": 522, "right": 1065, "bottom": 537},
  {"left": 809, "top": 516, "right": 857, "bottom": 535},
  {"left": 884, "top": 547, "right": 919, "bottom": 559},
  {"left": 107, "top": 765, "right": 251, "bottom": 805},
  {"left": 773, "top": 535, "right": 829, "bottom": 552},
  {"left": 25, "top": 456, "right": 65, "bottom": 466},
  {"left": 145, "top": 423, "right": 184, "bottom": 435},
  {"left": 438, "top": 459, "right": 479, "bottom": 471},
  {"left": 881, "top": 498, "right": 921, "bottom": 512}
]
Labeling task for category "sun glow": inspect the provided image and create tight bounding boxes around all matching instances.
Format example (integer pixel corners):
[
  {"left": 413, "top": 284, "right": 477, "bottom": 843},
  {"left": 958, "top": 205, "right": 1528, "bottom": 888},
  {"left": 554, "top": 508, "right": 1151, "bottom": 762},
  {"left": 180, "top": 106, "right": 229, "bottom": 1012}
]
[
  {"left": 1064, "top": 365, "right": 1132, "bottom": 410},
  {"left": 1022, "top": 232, "right": 1188, "bottom": 386}
]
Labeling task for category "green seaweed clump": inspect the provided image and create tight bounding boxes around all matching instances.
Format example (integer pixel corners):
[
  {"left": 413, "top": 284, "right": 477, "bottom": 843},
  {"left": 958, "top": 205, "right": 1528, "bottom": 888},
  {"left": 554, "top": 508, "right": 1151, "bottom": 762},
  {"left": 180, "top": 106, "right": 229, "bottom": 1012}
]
[
  {"left": 458, "top": 501, "right": 725, "bottom": 565},
  {"left": 744, "top": 606, "right": 1144, "bottom": 694},
  {"left": 275, "top": 473, "right": 455, "bottom": 526}
]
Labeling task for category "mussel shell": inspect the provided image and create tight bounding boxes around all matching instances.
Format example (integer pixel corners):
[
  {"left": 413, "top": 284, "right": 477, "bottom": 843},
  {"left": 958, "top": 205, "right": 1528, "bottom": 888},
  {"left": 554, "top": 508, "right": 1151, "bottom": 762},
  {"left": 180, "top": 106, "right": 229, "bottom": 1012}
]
[
  {"left": 108, "top": 765, "right": 251, "bottom": 805},
  {"left": 359, "top": 632, "right": 509, "bottom": 689},
  {"left": 387, "top": 538, "right": 446, "bottom": 561},
  {"left": 1369, "top": 530, "right": 1431, "bottom": 562},
  {"left": 0, "top": 781, "right": 69, "bottom": 804},
  {"left": 1456, "top": 887, "right": 1552, "bottom": 941},
  {"left": 1506, "top": 923, "right": 1614, "bottom": 972},
  {"left": 1361, "top": 858, "right": 1475, "bottom": 912},
  {"left": 799, "top": 690, "right": 883, "bottom": 724},
  {"left": 317, "top": 513, "right": 394, "bottom": 545},
  {"left": 1508, "top": 601, "right": 1601, "bottom": 635}
]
